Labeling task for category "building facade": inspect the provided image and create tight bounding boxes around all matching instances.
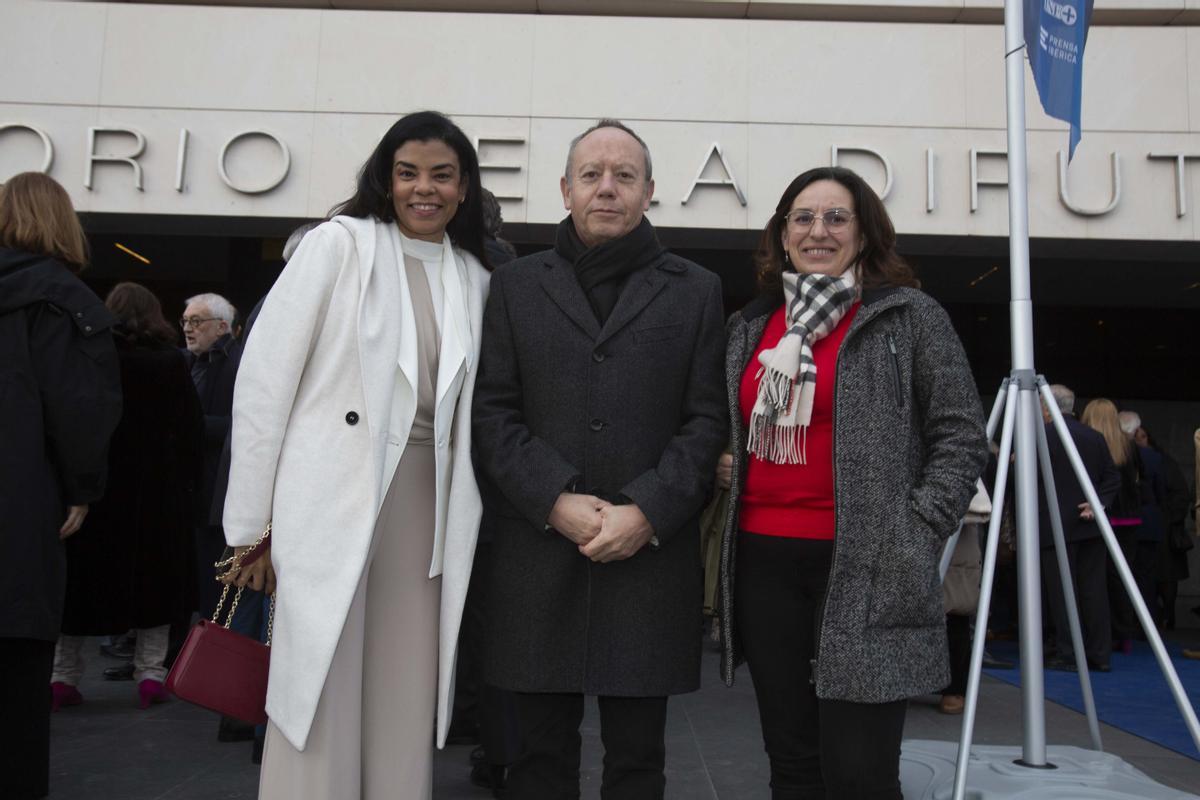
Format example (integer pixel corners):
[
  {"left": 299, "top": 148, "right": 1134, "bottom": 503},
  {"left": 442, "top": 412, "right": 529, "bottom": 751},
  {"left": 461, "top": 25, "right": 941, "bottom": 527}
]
[{"left": 2, "top": 0, "right": 1198, "bottom": 402}]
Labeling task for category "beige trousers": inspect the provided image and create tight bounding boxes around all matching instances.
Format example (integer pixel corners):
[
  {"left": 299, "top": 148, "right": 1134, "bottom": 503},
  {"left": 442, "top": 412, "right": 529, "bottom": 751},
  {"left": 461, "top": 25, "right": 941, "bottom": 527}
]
[{"left": 258, "top": 444, "right": 441, "bottom": 800}]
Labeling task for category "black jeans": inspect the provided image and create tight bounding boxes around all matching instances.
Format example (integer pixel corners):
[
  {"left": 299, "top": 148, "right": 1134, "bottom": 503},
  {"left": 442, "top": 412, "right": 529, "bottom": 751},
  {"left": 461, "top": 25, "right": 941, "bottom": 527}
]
[
  {"left": 0, "top": 638, "right": 54, "bottom": 800},
  {"left": 736, "top": 532, "right": 907, "bottom": 800},
  {"left": 508, "top": 692, "right": 668, "bottom": 800}
]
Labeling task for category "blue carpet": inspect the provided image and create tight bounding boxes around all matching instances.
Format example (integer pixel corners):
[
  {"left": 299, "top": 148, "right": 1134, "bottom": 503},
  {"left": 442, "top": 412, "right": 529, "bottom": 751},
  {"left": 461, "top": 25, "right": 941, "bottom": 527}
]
[{"left": 983, "top": 639, "right": 1200, "bottom": 760}]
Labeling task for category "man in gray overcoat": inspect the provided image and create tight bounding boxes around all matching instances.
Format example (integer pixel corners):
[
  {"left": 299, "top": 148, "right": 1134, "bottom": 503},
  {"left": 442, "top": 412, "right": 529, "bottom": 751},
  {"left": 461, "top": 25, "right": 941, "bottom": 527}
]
[{"left": 472, "top": 119, "right": 727, "bottom": 799}]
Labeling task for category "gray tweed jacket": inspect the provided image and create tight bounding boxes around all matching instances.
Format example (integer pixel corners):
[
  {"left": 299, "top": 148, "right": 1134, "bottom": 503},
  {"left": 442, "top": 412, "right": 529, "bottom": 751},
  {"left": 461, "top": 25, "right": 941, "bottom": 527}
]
[{"left": 718, "top": 286, "right": 988, "bottom": 702}]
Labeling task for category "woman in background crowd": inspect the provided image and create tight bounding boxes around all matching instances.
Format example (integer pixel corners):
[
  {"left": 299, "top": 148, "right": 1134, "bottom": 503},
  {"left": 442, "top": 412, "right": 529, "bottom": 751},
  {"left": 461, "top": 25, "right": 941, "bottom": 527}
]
[
  {"left": 0, "top": 172, "right": 122, "bottom": 800},
  {"left": 1080, "top": 398, "right": 1150, "bottom": 650},
  {"left": 51, "top": 282, "right": 204, "bottom": 712},
  {"left": 220, "top": 111, "right": 491, "bottom": 799},
  {"left": 717, "top": 166, "right": 987, "bottom": 799}
]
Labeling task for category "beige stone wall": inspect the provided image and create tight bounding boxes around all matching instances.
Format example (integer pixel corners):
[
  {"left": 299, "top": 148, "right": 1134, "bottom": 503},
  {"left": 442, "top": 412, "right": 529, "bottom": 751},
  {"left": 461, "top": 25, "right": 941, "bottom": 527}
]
[{"left": 3, "top": 0, "right": 1198, "bottom": 240}]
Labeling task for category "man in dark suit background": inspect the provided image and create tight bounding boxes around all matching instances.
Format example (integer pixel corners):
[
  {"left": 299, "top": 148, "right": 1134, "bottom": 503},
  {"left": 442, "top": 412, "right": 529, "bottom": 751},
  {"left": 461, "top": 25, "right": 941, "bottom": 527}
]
[
  {"left": 1040, "top": 384, "right": 1121, "bottom": 672},
  {"left": 180, "top": 292, "right": 238, "bottom": 620},
  {"left": 472, "top": 119, "right": 727, "bottom": 799}
]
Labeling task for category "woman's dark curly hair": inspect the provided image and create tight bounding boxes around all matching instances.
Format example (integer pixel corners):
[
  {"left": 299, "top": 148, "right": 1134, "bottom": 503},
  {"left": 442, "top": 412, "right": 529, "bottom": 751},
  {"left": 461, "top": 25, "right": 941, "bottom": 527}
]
[
  {"left": 755, "top": 166, "right": 917, "bottom": 294},
  {"left": 330, "top": 110, "right": 490, "bottom": 269}
]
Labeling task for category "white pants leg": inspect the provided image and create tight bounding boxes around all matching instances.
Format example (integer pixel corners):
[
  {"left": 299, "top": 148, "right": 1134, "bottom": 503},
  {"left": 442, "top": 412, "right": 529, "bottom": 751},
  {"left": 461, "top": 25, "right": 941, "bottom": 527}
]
[
  {"left": 133, "top": 625, "right": 170, "bottom": 683},
  {"left": 50, "top": 636, "right": 86, "bottom": 686}
]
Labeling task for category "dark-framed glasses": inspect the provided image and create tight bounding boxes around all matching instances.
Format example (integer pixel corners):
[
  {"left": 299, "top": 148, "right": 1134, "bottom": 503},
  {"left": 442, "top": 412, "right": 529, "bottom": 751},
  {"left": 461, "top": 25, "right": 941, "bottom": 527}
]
[
  {"left": 784, "top": 208, "right": 856, "bottom": 232},
  {"left": 179, "top": 317, "right": 219, "bottom": 329}
]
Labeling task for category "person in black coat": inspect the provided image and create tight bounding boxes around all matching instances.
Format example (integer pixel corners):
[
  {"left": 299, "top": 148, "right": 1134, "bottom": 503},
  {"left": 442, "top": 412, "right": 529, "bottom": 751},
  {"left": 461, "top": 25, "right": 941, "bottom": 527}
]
[
  {"left": 180, "top": 291, "right": 238, "bottom": 618},
  {"left": 472, "top": 120, "right": 728, "bottom": 799},
  {"left": 1038, "top": 385, "right": 1120, "bottom": 672},
  {"left": 1135, "top": 424, "right": 1193, "bottom": 629},
  {"left": 51, "top": 283, "right": 204, "bottom": 710},
  {"left": 0, "top": 172, "right": 122, "bottom": 800}
]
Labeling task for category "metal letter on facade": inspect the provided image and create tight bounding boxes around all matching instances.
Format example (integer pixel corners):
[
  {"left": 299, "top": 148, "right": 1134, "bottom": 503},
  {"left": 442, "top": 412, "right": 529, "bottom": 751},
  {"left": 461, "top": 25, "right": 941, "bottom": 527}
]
[
  {"left": 175, "top": 129, "right": 190, "bottom": 193},
  {"left": 831, "top": 146, "right": 893, "bottom": 201},
  {"left": 472, "top": 136, "right": 525, "bottom": 201},
  {"left": 1057, "top": 151, "right": 1120, "bottom": 216},
  {"left": 1147, "top": 152, "right": 1200, "bottom": 217},
  {"left": 0, "top": 123, "right": 54, "bottom": 174},
  {"left": 681, "top": 142, "right": 747, "bottom": 206},
  {"left": 969, "top": 148, "right": 1008, "bottom": 213},
  {"left": 85, "top": 127, "right": 146, "bottom": 191},
  {"left": 218, "top": 130, "right": 290, "bottom": 195}
]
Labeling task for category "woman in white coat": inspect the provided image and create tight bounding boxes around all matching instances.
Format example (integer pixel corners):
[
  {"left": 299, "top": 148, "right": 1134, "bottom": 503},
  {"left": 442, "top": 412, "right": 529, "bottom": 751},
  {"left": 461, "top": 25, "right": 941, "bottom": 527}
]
[{"left": 220, "top": 111, "right": 491, "bottom": 799}]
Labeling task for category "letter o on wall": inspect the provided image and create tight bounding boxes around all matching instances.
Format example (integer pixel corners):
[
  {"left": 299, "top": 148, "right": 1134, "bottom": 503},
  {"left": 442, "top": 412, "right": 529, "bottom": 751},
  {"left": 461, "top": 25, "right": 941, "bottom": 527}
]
[
  {"left": 218, "top": 130, "right": 291, "bottom": 194},
  {"left": 0, "top": 123, "right": 54, "bottom": 175}
]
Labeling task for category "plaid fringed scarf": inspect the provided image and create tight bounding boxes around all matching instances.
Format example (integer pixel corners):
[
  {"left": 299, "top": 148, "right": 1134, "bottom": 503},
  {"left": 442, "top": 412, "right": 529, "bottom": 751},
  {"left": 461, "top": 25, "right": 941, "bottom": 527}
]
[{"left": 747, "top": 268, "right": 859, "bottom": 464}]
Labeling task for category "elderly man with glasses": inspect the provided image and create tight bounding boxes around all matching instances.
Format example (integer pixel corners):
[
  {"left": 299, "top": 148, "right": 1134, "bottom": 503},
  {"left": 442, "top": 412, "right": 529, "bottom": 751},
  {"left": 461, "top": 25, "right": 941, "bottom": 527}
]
[
  {"left": 180, "top": 296, "right": 238, "bottom": 600},
  {"left": 179, "top": 291, "right": 258, "bottom": 743}
]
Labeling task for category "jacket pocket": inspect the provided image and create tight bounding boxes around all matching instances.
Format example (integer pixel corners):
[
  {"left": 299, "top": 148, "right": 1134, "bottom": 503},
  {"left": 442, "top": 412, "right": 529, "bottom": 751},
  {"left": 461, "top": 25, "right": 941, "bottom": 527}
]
[
  {"left": 633, "top": 323, "right": 682, "bottom": 344},
  {"left": 866, "top": 506, "right": 944, "bottom": 628},
  {"left": 886, "top": 334, "right": 904, "bottom": 408}
]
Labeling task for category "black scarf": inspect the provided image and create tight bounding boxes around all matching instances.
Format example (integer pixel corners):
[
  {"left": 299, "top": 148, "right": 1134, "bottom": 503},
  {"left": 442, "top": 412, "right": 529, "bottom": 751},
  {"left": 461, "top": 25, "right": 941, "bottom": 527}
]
[{"left": 554, "top": 215, "right": 664, "bottom": 324}]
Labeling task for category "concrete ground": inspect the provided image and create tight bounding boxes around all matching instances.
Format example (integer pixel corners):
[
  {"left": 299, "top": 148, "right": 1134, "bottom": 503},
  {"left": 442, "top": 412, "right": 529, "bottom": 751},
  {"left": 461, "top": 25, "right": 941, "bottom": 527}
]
[{"left": 48, "top": 633, "right": 1200, "bottom": 799}]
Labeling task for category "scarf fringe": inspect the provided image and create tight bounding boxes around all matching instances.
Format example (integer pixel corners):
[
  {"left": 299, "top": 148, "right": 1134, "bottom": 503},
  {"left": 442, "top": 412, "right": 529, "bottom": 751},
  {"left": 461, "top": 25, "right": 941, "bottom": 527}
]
[
  {"left": 756, "top": 365, "right": 795, "bottom": 412},
  {"left": 747, "top": 418, "right": 808, "bottom": 465}
]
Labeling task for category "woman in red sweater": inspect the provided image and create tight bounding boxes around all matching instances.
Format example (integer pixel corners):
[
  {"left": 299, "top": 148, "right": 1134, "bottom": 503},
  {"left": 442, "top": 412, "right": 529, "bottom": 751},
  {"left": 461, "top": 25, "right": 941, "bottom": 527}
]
[{"left": 717, "top": 167, "right": 987, "bottom": 799}]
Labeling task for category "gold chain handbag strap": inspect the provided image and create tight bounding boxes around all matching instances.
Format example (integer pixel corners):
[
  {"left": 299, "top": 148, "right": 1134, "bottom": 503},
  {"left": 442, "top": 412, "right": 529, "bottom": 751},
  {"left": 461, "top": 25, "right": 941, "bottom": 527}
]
[
  {"left": 211, "top": 521, "right": 276, "bottom": 647},
  {"left": 210, "top": 582, "right": 277, "bottom": 647},
  {"left": 214, "top": 522, "right": 272, "bottom": 574}
]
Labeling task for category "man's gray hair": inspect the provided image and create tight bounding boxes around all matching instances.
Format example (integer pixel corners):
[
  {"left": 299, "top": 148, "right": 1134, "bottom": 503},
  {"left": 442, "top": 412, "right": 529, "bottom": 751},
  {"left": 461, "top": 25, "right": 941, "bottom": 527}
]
[
  {"left": 564, "top": 118, "right": 653, "bottom": 185},
  {"left": 1049, "top": 384, "right": 1075, "bottom": 415},
  {"left": 185, "top": 292, "right": 236, "bottom": 326},
  {"left": 283, "top": 222, "right": 320, "bottom": 263},
  {"left": 1118, "top": 410, "right": 1141, "bottom": 436}
]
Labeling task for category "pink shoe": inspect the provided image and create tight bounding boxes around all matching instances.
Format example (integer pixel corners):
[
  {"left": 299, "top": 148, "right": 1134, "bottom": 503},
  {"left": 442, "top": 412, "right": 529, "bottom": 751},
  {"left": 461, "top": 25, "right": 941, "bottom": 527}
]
[
  {"left": 50, "top": 682, "right": 83, "bottom": 712},
  {"left": 137, "top": 679, "right": 169, "bottom": 710}
]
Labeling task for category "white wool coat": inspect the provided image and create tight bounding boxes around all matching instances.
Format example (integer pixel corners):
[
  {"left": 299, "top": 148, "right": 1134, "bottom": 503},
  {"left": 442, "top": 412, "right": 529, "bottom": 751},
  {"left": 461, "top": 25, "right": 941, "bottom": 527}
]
[{"left": 223, "top": 215, "right": 488, "bottom": 751}]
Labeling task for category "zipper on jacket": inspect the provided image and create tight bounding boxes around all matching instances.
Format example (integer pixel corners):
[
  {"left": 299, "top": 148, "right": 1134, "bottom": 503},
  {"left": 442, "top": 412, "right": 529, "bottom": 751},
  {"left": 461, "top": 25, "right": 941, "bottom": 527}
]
[{"left": 886, "top": 334, "right": 903, "bottom": 408}]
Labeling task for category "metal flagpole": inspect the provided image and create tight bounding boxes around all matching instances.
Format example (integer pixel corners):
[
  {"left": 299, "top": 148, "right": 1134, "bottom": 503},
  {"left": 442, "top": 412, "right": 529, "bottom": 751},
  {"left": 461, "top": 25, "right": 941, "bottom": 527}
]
[{"left": 1001, "top": 0, "right": 1051, "bottom": 769}]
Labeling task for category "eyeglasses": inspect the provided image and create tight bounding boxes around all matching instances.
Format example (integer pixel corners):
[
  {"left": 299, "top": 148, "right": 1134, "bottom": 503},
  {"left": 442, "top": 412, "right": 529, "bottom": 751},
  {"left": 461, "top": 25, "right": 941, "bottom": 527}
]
[
  {"left": 784, "top": 208, "right": 856, "bottom": 232},
  {"left": 179, "top": 317, "right": 219, "bottom": 329}
]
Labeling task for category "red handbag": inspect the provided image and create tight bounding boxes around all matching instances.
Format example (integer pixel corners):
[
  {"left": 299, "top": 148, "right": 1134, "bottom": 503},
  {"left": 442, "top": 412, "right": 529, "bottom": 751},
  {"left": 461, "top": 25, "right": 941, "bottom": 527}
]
[{"left": 166, "top": 528, "right": 275, "bottom": 725}]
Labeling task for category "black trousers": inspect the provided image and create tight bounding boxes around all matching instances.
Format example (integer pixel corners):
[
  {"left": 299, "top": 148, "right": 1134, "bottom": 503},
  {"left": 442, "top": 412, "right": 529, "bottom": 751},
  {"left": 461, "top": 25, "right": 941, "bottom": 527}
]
[
  {"left": 1108, "top": 528, "right": 1159, "bottom": 639},
  {"left": 1041, "top": 538, "right": 1111, "bottom": 665},
  {"left": 508, "top": 692, "right": 668, "bottom": 800},
  {"left": 0, "top": 638, "right": 54, "bottom": 800},
  {"left": 943, "top": 613, "right": 971, "bottom": 696},
  {"left": 736, "top": 532, "right": 907, "bottom": 800}
]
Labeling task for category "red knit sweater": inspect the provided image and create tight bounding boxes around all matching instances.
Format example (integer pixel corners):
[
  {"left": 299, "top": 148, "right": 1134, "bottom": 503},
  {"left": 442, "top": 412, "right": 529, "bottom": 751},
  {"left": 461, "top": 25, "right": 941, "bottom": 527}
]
[{"left": 738, "top": 303, "right": 859, "bottom": 539}]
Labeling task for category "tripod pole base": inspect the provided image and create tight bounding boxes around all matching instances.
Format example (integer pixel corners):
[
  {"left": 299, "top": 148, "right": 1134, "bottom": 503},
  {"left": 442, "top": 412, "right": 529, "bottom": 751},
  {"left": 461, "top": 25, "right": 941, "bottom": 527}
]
[{"left": 903, "top": 740, "right": 1199, "bottom": 799}]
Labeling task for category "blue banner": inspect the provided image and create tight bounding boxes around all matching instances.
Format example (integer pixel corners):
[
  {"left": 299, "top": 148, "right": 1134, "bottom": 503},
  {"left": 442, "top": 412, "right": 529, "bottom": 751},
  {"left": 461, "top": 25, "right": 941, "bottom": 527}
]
[{"left": 1024, "top": 0, "right": 1094, "bottom": 160}]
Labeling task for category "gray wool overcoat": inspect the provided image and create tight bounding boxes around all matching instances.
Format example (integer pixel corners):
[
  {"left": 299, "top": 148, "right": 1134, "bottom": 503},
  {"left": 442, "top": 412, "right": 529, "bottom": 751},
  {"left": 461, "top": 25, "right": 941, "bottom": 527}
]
[
  {"left": 472, "top": 247, "right": 728, "bottom": 697},
  {"left": 718, "top": 286, "right": 989, "bottom": 702}
]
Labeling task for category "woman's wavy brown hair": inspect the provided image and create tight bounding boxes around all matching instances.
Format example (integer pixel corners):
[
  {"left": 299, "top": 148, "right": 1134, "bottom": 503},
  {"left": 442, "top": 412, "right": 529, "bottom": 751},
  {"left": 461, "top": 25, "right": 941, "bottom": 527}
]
[
  {"left": 755, "top": 166, "right": 916, "bottom": 295},
  {"left": 0, "top": 172, "right": 88, "bottom": 267},
  {"left": 105, "top": 282, "right": 178, "bottom": 346}
]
